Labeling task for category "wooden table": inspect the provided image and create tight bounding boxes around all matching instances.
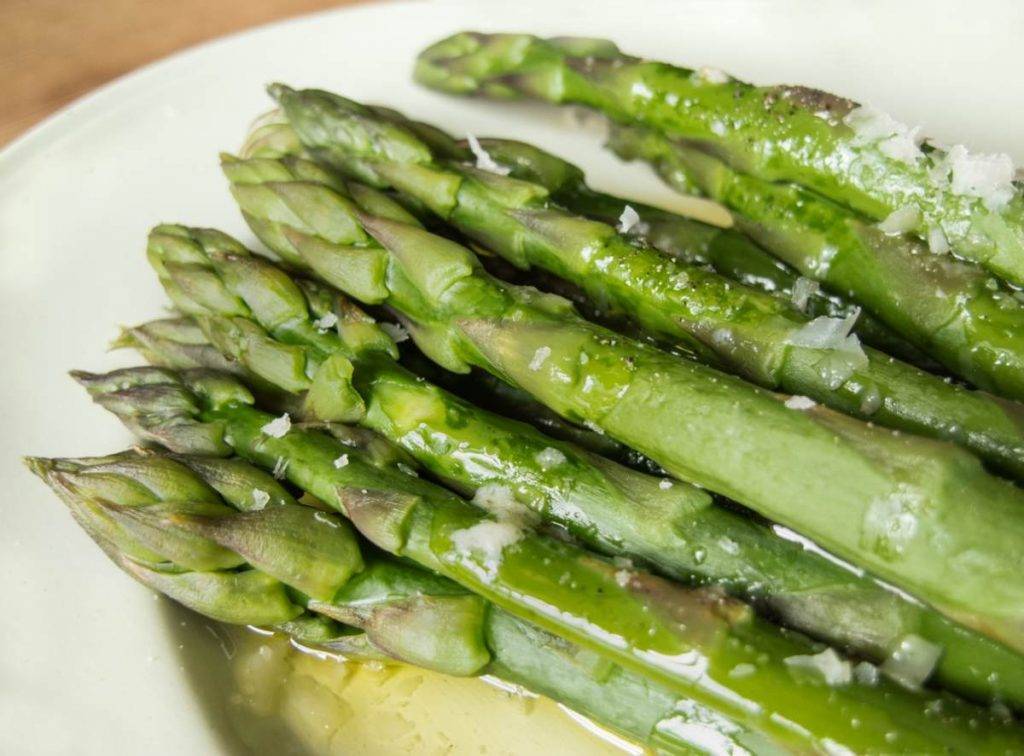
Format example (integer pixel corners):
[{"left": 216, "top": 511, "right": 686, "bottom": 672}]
[{"left": 0, "top": 0, "right": 372, "bottom": 146}]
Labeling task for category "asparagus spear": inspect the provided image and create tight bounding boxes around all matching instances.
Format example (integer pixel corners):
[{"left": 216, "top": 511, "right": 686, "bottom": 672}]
[
  {"left": 26, "top": 448, "right": 489, "bottom": 674},
  {"left": 413, "top": 32, "right": 1024, "bottom": 288},
  {"left": 73, "top": 366, "right": 1024, "bottom": 752},
  {"left": 215, "top": 151, "right": 1024, "bottom": 657},
  {"left": 456, "top": 136, "right": 940, "bottom": 372},
  {"left": 323, "top": 101, "right": 936, "bottom": 371},
  {"left": 606, "top": 122, "right": 1024, "bottom": 404},
  {"left": 28, "top": 449, "right": 765, "bottom": 755},
  {"left": 135, "top": 228, "right": 1024, "bottom": 709},
  {"left": 263, "top": 86, "right": 1024, "bottom": 481}
]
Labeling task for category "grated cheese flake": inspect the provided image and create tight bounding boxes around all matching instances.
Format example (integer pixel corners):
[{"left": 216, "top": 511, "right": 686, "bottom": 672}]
[
  {"left": 843, "top": 105, "right": 923, "bottom": 164},
  {"left": 251, "top": 489, "right": 270, "bottom": 510},
  {"left": 927, "top": 226, "right": 950, "bottom": 255},
  {"left": 790, "top": 277, "right": 820, "bottom": 312},
  {"left": 696, "top": 66, "right": 729, "bottom": 84},
  {"left": 784, "top": 648, "right": 852, "bottom": 686},
  {"left": 466, "top": 134, "right": 511, "bottom": 175},
  {"left": 313, "top": 312, "right": 338, "bottom": 332},
  {"left": 881, "top": 633, "right": 942, "bottom": 689},
  {"left": 941, "top": 144, "right": 1016, "bottom": 211},
  {"left": 451, "top": 521, "right": 522, "bottom": 575},
  {"left": 535, "top": 446, "right": 568, "bottom": 470},
  {"left": 529, "top": 345, "right": 552, "bottom": 371},
  {"left": 877, "top": 205, "right": 921, "bottom": 235},
  {"left": 261, "top": 413, "right": 291, "bottom": 438},
  {"left": 617, "top": 205, "right": 641, "bottom": 234},
  {"left": 381, "top": 322, "right": 410, "bottom": 343},
  {"left": 333, "top": 453, "right": 349, "bottom": 469}
]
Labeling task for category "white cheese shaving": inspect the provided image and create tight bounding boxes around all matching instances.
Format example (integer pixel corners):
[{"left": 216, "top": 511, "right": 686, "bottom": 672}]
[
  {"left": 709, "top": 119, "right": 727, "bottom": 136},
  {"left": 927, "top": 226, "right": 950, "bottom": 255},
  {"left": 941, "top": 144, "right": 1016, "bottom": 211},
  {"left": 877, "top": 205, "right": 921, "bottom": 235},
  {"left": 312, "top": 312, "right": 338, "bottom": 332},
  {"left": 658, "top": 479, "right": 674, "bottom": 490},
  {"left": 786, "top": 311, "right": 868, "bottom": 389},
  {"left": 529, "top": 345, "right": 552, "bottom": 371},
  {"left": 466, "top": 134, "right": 511, "bottom": 175},
  {"left": 251, "top": 489, "right": 270, "bottom": 510},
  {"left": 380, "top": 322, "right": 410, "bottom": 343},
  {"left": 881, "top": 633, "right": 942, "bottom": 689},
  {"left": 784, "top": 395, "right": 816, "bottom": 410},
  {"left": 696, "top": 66, "right": 729, "bottom": 84},
  {"left": 614, "top": 569, "right": 631, "bottom": 587},
  {"left": 843, "top": 105, "right": 923, "bottom": 164},
  {"left": 333, "top": 453, "right": 349, "bottom": 469},
  {"left": 261, "top": 413, "right": 291, "bottom": 438},
  {"left": 854, "top": 661, "right": 880, "bottom": 686},
  {"left": 450, "top": 521, "right": 522, "bottom": 574},
  {"left": 472, "top": 484, "right": 535, "bottom": 528},
  {"left": 535, "top": 446, "right": 567, "bottom": 470},
  {"left": 784, "top": 648, "right": 852, "bottom": 686},
  {"left": 617, "top": 205, "right": 641, "bottom": 234},
  {"left": 790, "top": 276, "right": 820, "bottom": 312},
  {"left": 862, "top": 484, "right": 923, "bottom": 558}
]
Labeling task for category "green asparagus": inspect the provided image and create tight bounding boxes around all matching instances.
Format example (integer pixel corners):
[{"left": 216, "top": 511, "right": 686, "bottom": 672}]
[
  {"left": 141, "top": 221, "right": 1024, "bottom": 707},
  {"left": 606, "top": 122, "right": 1024, "bottom": 404},
  {"left": 28, "top": 449, "right": 767, "bottom": 755},
  {"left": 265, "top": 86, "right": 1024, "bottom": 481},
  {"left": 135, "top": 227, "right": 1024, "bottom": 708},
  {"left": 214, "top": 148, "right": 1024, "bottom": 655},
  {"left": 73, "top": 365, "right": 1024, "bottom": 752},
  {"left": 340, "top": 102, "right": 937, "bottom": 371},
  {"left": 414, "top": 32, "right": 1024, "bottom": 288},
  {"left": 26, "top": 449, "right": 488, "bottom": 674}
]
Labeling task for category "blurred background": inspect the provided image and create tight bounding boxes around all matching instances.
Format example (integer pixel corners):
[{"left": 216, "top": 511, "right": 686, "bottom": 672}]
[{"left": 1, "top": 0, "right": 371, "bottom": 146}]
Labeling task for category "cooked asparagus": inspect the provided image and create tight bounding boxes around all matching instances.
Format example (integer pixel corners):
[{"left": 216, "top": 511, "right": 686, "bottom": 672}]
[
  {"left": 264, "top": 86, "right": 1024, "bottom": 480},
  {"left": 139, "top": 223, "right": 1024, "bottom": 707},
  {"left": 73, "top": 366, "right": 1024, "bottom": 752},
  {"left": 213, "top": 147, "right": 1024, "bottom": 654},
  {"left": 413, "top": 32, "right": 1024, "bottom": 288},
  {"left": 28, "top": 449, "right": 768, "bottom": 755}
]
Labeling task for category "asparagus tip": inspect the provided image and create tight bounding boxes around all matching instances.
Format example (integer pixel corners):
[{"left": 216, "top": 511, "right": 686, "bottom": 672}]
[{"left": 266, "top": 82, "right": 294, "bottom": 102}]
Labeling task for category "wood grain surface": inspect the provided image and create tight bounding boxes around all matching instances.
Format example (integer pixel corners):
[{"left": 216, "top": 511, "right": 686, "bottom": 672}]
[{"left": 0, "top": 0, "right": 373, "bottom": 146}]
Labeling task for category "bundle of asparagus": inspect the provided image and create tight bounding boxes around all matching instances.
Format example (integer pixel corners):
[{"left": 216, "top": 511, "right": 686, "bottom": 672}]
[
  {"left": 413, "top": 32, "right": 1024, "bottom": 401},
  {"left": 25, "top": 35, "right": 1024, "bottom": 754},
  {"left": 28, "top": 448, "right": 753, "bottom": 754}
]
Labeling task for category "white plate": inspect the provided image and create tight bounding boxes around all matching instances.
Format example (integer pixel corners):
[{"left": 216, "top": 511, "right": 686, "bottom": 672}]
[{"left": 2, "top": 0, "right": 1021, "bottom": 752}]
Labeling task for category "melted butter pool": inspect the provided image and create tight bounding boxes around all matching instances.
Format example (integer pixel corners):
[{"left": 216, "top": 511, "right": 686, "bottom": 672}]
[{"left": 165, "top": 601, "right": 641, "bottom": 755}]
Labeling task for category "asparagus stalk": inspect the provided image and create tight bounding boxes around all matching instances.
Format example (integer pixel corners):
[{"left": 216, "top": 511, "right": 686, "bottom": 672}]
[
  {"left": 26, "top": 448, "right": 488, "bottom": 674},
  {"left": 606, "top": 122, "right": 1024, "bottom": 404},
  {"left": 413, "top": 32, "right": 1024, "bottom": 288},
  {"left": 137, "top": 224, "right": 1024, "bottom": 708},
  {"left": 28, "top": 449, "right": 765, "bottom": 755},
  {"left": 265, "top": 87, "right": 1024, "bottom": 482},
  {"left": 73, "top": 366, "right": 1024, "bottom": 752},
  {"left": 457, "top": 136, "right": 940, "bottom": 372},
  {"left": 334, "top": 102, "right": 937, "bottom": 372},
  {"left": 215, "top": 147, "right": 1024, "bottom": 657}
]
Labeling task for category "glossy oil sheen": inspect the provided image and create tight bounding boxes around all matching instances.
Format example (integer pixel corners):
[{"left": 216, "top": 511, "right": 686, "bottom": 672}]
[{"left": 165, "top": 601, "right": 637, "bottom": 755}]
